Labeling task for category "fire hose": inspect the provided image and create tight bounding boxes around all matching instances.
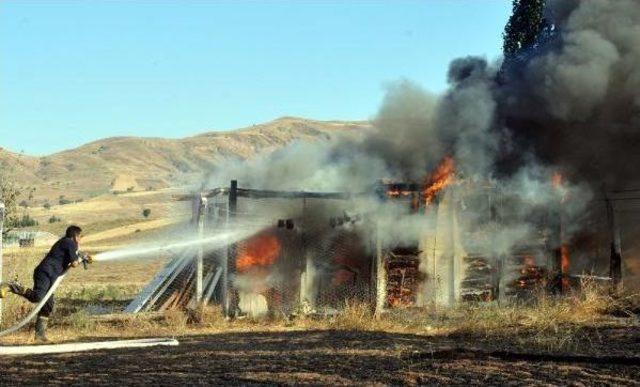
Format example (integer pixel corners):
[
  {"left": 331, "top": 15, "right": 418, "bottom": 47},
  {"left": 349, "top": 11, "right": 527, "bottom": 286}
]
[{"left": 0, "top": 254, "right": 92, "bottom": 338}]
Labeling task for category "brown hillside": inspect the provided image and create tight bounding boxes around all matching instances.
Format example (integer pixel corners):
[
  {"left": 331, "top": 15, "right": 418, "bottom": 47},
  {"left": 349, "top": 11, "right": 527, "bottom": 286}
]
[{"left": 0, "top": 117, "right": 369, "bottom": 204}]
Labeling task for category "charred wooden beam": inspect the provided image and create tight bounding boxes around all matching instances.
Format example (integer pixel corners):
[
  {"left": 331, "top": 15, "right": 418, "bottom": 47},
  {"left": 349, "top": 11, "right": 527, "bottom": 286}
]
[
  {"left": 173, "top": 187, "right": 228, "bottom": 201},
  {"left": 225, "top": 180, "right": 238, "bottom": 318},
  {"left": 237, "top": 188, "right": 354, "bottom": 200}
]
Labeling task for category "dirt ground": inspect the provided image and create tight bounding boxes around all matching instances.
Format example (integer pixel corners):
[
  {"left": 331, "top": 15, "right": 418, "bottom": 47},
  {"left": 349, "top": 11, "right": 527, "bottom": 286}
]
[{"left": 1, "top": 328, "right": 639, "bottom": 386}]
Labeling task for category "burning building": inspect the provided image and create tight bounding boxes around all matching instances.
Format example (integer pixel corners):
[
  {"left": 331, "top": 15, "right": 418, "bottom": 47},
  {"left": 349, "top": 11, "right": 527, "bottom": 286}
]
[
  {"left": 127, "top": 0, "right": 640, "bottom": 316},
  {"left": 127, "top": 168, "right": 622, "bottom": 318}
]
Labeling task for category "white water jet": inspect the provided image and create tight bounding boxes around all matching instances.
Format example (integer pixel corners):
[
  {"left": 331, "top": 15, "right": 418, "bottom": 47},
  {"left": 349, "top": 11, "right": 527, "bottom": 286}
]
[{"left": 94, "top": 224, "right": 267, "bottom": 262}]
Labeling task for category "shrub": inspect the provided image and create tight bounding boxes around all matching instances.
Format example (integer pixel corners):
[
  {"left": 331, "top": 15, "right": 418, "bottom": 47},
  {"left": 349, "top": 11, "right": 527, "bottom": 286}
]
[
  {"left": 49, "top": 215, "right": 62, "bottom": 223},
  {"left": 142, "top": 208, "right": 151, "bottom": 218},
  {"left": 11, "top": 214, "right": 38, "bottom": 227}
]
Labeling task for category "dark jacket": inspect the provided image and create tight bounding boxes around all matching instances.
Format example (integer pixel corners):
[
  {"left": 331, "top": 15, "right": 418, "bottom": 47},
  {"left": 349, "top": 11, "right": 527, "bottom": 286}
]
[{"left": 36, "top": 237, "right": 80, "bottom": 278}]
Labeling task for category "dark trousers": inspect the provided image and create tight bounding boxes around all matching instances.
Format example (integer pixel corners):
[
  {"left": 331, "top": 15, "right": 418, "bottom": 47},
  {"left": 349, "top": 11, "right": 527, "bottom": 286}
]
[{"left": 22, "top": 269, "right": 56, "bottom": 318}]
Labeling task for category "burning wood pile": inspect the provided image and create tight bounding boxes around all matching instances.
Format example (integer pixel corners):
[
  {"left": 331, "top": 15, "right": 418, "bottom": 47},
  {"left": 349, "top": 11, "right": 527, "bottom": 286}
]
[
  {"left": 506, "top": 253, "right": 548, "bottom": 297},
  {"left": 384, "top": 246, "right": 423, "bottom": 308},
  {"left": 461, "top": 254, "right": 495, "bottom": 302}
]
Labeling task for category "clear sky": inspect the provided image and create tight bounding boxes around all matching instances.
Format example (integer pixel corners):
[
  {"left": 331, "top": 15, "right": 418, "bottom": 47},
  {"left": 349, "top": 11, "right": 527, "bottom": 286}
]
[{"left": 0, "top": 1, "right": 511, "bottom": 155}]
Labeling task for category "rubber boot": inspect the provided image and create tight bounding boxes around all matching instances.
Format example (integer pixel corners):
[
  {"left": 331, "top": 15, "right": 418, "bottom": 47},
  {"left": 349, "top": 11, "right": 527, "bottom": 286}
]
[{"left": 35, "top": 316, "right": 49, "bottom": 342}]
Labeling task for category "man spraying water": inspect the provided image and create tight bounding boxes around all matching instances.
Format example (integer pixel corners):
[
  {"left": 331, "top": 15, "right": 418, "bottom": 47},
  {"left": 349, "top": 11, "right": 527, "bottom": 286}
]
[
  {"left": 0, "top": 222, "right": 264, "bottom": 341},
  {"left": 0, "top": 225, "right": 92, "bottom": 341}
]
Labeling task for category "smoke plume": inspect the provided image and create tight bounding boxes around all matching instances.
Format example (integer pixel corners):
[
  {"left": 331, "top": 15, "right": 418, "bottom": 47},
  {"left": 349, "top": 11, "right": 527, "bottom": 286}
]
[
  {"left": 207, "top": 0, "right": 639, "bottom": 272},
  {"left": 501, "top": 0, "right": 640, "bottom": 189}
]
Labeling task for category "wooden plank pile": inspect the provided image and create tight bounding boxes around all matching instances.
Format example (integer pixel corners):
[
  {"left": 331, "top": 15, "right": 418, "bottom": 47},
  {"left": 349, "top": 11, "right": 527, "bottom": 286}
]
[
  {"left": 125, "top": 248, "right": 224, "bottom": 313},
  {"left": 461, "top": 254, "right": 495, "bottom": 301}
]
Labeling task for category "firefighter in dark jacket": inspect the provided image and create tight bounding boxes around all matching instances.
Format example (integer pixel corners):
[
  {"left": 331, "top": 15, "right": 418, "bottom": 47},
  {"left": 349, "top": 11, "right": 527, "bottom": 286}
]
[{"left": 2, "top": 225, "right": 87, "bottom": 341}]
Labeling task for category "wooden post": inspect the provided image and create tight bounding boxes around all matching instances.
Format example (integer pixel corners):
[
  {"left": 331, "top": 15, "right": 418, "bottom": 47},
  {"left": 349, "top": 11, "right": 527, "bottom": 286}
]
[
  {"left": 492, "top": 187, "right": 508, "bottom": 304},
  {"left": 605, "top": 196, "right": 623, "bottom": 290},
  {"left": 225, "top": 180, "right": 238, "bottom": 317},
  {"left": 550, "top": 197, "right": 567, "bottom": 294},
  {"left": 0, "top": 202, "right": 4, "bottom": 325},
  {"left": 448, "top": 189, "right": 457, "bottom": 306},
  {"left": 373, "top": 181, "right": 387, "bottom": 318},
  {"left": 299, "top": 197, "right": 316, "bottom": 311},
  {"left": 374, "top": 221, "right": 386, "bottom": 318}
]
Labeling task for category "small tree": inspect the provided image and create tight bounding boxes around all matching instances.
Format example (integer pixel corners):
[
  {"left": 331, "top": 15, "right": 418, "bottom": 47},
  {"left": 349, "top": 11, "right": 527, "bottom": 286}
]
[
  {"left": 0, "top": 171, "right": 20, "bottom": 234},
  {"left": 142, "top": 208, "right": 151, "bottom": 218}
]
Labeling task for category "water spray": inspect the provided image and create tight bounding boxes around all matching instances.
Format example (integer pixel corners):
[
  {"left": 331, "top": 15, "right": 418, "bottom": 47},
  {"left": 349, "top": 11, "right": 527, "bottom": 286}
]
[{"left": 93, "top": 223, "right": 268, "bottom": 262}]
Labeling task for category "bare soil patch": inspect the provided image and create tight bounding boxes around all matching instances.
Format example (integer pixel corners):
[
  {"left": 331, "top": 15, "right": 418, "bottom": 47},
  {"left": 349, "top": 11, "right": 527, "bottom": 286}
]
[{"left": 1, "top": 328, "right": 639, "bottom": 385}]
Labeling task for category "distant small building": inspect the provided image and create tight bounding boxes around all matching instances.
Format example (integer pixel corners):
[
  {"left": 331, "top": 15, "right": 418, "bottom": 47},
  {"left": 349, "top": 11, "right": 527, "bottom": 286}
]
[{"left": 19, "top": 237, "right": 35, "bottom": 248}]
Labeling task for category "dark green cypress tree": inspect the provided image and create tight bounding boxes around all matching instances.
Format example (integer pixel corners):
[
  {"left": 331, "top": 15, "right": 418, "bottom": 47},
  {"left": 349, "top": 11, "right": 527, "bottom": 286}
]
[{"left": 503, "top": 0, "right": 547, "bottom": 56}]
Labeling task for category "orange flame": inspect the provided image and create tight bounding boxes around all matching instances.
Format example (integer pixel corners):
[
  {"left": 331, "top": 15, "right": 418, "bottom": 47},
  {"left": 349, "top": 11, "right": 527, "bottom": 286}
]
[
  {"left": 524, "top": 255, "right": 536, "bottom": 267},
  {"left": 386, "top": 189, "right": 413, "bottom": 197},
  {"left": 552, "top": 171, "right": 570, "bottom": 204},
  {"left": 423, "top": 156, "right": 455, "bottom": 205},
  {"left": 551, "top": 171, "right": 563, "bottom": 187},
  {"left": 236, "top": 233, "right": 281, "bottom": 273}
]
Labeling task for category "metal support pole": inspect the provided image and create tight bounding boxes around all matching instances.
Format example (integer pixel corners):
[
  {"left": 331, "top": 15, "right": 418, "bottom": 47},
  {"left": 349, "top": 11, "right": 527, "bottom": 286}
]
[
  {"left": 225, "top": 180, "right": 238, "bottom": 317},
  {"left": 195, "top": 195, "right": 207, "bottom": 305},
  {"left": 0, "top": 202, "right": 5, "bottom": 325}
]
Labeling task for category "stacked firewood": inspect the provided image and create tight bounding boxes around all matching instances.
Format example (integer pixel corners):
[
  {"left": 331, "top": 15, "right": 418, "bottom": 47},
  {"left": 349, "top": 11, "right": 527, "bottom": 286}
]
[
  {"left": 385, "top": 247, "right": 423, "bottom": 307},
  {"left": 461, "top": 254, "right": 495, "bottom": 301}
]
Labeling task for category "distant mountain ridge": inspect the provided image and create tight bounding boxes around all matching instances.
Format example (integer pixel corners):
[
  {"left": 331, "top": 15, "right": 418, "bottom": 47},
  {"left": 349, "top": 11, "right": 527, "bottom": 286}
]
[{"left": 0, "top": 117, "right": 370, "bottom": 204}]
